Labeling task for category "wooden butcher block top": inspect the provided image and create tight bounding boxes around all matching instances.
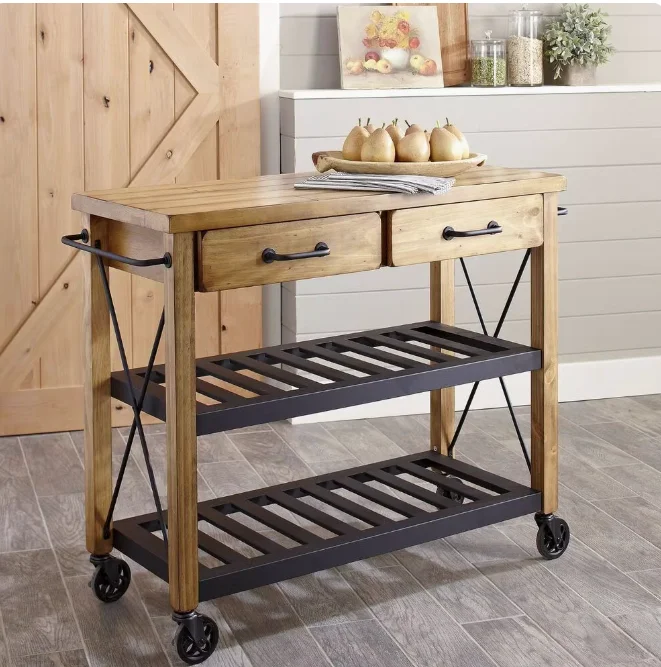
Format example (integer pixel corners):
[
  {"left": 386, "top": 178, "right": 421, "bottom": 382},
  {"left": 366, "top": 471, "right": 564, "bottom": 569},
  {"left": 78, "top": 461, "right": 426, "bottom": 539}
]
[{"left": 71, "top": 166, "right": 566, "bottom": 234}]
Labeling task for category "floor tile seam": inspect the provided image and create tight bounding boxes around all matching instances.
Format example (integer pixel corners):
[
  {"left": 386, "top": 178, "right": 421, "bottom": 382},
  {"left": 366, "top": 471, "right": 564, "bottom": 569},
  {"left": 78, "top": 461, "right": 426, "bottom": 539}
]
[
  {"left": 16, "top": 436, "right": 89, "bottom": 664},
  {"left": 269, "top": 581, "right": 339, "bottom": 667},
  {"left": 392, "top": 540, "right": 529, "bottom": 625},
  {"left": 226, "top": 426, "right": 318, "bottom": 481},
  {"left": 351, "top": 556, "right": 500, "bottom": 667},
  {"left": 273, "top": 421, "right": 356, "bottom": 464},
  {"left": 132, "top": 576, "right": 177, "bottom": 667},
  {"left": 332, "top": 566, "right": 426, "bottom": 667},
  {"left": 317, "top": 420, "right": 408, "bottom": 464},
  {"left": 494, "top": 525, "right": 659, "bottom": 664}
]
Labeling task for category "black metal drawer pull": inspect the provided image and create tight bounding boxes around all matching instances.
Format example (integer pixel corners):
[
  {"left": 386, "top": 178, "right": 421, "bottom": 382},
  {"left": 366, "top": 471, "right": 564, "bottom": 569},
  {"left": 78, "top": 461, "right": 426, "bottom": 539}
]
[
  {"left": 442, "top": 220, "right": 502, "bottom": 241},
  {"left": 262, "top": 242, "right": 330, "bottom": 264}
]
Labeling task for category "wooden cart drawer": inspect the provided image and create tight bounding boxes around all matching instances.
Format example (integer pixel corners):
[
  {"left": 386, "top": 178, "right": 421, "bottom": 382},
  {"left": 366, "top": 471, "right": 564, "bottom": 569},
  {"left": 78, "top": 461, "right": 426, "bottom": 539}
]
[
  {"left": 387, "top": 195, "right": 543, "bottom": 266},
  {"left": 198, "top": 213, "right": 382, "bottom": 291}
]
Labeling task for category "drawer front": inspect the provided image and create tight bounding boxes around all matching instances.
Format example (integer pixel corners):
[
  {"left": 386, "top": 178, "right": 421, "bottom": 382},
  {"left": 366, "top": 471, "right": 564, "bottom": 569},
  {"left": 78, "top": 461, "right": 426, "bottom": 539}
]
[
  {"left": 199, "top": 213, "right": 382, "bottom": 291},
  {"left": 388, "top": 195, "right": 543, "bottom": 266}
]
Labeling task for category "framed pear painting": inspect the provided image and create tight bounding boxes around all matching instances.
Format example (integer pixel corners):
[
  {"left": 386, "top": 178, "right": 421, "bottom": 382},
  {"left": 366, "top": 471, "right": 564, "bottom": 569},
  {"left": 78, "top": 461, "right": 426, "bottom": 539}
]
[{"left": 338, "top": 5, "right": 444, "bottom": 90}]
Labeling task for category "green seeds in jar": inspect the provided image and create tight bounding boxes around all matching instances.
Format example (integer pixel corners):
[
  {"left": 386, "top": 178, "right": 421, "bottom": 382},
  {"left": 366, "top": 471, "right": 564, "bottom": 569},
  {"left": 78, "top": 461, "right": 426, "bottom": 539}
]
[
  {"left": 472, "top": 56, "right": 507, "bottom": 87},
  {"left": 471, "top": 32, "right": 507, "bottom": 88}
]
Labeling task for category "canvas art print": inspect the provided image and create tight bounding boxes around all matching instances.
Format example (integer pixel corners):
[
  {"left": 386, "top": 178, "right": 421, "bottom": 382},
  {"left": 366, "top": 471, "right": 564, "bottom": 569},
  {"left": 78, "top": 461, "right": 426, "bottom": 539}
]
[{"left": 338, "top": 5, "right": 444, "bottom": 90}]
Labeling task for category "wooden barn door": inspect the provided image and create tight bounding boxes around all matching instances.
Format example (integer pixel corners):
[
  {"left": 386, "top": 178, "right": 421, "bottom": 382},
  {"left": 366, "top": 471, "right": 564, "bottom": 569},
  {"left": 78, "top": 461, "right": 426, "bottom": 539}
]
[{"left": 0, "top": 4, "right": 261, "bottom": 435}]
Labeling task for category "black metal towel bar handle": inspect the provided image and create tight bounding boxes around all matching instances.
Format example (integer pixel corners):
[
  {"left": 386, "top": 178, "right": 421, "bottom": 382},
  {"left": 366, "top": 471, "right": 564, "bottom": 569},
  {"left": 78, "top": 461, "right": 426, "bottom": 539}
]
[
  {"left": 262, "top": 242, "right": 330, "bottom": 264},
  {"left": 443, "top": 220, "right": 501, "bottom": 241},
  {"left": 61, "top": 230, "right": 172, "bottom": 268}
]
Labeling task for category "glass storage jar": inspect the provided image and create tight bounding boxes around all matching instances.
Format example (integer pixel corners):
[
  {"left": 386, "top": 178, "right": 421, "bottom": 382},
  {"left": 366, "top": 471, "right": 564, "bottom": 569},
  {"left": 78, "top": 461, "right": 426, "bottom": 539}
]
[
  {"left": 471, "top": 32, "right": 507, "bottom": 87},
  {"left": 507, "top": 7, "right": 543, "bottom": 86}
]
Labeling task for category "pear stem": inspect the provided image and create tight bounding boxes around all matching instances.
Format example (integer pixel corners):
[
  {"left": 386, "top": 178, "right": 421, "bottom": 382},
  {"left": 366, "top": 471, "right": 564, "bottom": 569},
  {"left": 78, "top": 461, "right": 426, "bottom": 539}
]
[
  {"left": 381, "top": 122, "right": 386, "bottom": 128},
  {"left": 436, "top": 120, "right": 440, "bottom": 128},
  {"left": 446, "top": 117, "right": 451, "bottom": 126},
  {"left": 405, "top": 120, "right": 411, "bottom": 127},
  {"left": 359, "top": 118, "right": 362, "bottom": 126},
  {"left": 366, "top": 117, "right": 371, "bottom": 126}
]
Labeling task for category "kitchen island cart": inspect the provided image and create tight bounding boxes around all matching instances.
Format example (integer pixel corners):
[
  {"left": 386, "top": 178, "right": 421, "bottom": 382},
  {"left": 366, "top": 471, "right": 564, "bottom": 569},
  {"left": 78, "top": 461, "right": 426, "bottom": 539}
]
[{"left": 66, "top": 166, "right": 568, "bottom": 664}]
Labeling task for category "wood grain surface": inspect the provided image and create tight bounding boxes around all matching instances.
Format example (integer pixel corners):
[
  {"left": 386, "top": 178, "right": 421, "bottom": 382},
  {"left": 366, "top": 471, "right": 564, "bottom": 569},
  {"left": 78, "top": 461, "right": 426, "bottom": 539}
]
[
  {"left": 388, "top": 194, "right": 544, "bottom": 266},
  {"left": 430, "top": 259, "right": 455, "bottom": 455},
  {"left": 72, "top": 166, "right": 566, "bottom": 233},
  {"left": 199, "top": 212, "right": 382, "bottom": 291},
  {"left": 164, "top": 232, "right": 199, "bottom": 612},
  {"left": 531, "top": 192, "right": 559, "bottom": 514}
]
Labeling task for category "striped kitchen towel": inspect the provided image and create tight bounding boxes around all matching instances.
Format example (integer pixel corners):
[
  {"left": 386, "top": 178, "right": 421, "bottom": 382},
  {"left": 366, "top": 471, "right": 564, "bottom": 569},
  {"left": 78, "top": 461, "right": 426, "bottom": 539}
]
[{"left": 295, "top": 171, "right": 455, "bottom": 195}]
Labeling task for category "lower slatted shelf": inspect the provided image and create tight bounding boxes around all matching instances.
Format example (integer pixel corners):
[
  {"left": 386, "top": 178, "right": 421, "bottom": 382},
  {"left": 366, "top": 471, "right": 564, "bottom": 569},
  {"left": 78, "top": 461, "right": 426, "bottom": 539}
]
[
  {"left": 110, "top": 320, "right": 541, "bottom": 435},
  {"left": 112, "top": 451, "right": 541, "bottom": 601}
]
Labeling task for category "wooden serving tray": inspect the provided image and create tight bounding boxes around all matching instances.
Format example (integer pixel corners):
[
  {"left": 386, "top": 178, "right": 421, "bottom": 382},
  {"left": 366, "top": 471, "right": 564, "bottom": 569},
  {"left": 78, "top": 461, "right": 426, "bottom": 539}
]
[{"left": 312, "top": 151, "right": 487, "bottom": 177}]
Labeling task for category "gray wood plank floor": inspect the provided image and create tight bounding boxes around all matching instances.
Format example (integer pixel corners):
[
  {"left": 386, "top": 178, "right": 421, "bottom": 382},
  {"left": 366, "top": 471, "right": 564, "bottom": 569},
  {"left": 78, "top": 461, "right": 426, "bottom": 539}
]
[{"left": 1, "top": 395, "right": 661, "bottom": 667}]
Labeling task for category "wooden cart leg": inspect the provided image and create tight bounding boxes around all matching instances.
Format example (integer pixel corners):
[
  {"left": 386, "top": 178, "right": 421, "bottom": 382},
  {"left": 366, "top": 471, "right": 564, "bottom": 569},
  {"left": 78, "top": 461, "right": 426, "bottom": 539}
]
[
  {"left": 531, "top": 193, "right": 559, "bottom": 514},
  {"left": 164, "top": 232, "right": 199, "bottom": 613},
  {"left": 83, "top": 214, "right": 113, "bottom": 556},
  {"left": 430, "top": 260, "right": 455, "bottom": 455}
]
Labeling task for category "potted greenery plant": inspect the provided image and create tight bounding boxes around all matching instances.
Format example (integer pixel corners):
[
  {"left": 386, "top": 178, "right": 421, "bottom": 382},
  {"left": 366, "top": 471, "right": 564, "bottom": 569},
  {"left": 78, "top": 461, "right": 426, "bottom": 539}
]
[{"left": 543, "top": 4, "right": 614, "bottom": 85}]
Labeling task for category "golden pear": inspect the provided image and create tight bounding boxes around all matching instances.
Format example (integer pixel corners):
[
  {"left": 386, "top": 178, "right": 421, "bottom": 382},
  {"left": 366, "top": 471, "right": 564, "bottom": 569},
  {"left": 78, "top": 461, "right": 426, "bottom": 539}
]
[
  {"left": 404, "top": 120, "right": 424, "bottom": 135},
  {"left": 430, "top": 124, "right": 463, "bottom": 161},
  {"left": 385, "top": 119, "right": 404, "bottom": 146},
  {"left": 396, "top": 130, "right": 430, "bottom": 162},
  {"left": 341, "top": 118, "right": 369, "bottom": 161},
  {"left": 361, "top": 126, "right": 395, "bottom": 162},
  {"left": 443, "top": 117, "right": 470, "bottom": 159}
]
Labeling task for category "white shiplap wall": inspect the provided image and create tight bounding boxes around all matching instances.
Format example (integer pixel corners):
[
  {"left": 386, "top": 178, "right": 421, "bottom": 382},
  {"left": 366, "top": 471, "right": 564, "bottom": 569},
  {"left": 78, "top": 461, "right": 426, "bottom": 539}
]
[
  {"left": 279, "top": 85, "right": 661, "bottom": 417},
  {"left": 280, "top": 3, "right": 661, "bottom": 89},
  {"left": 277, "top": 3, "right": 661, "bottom": 419}
]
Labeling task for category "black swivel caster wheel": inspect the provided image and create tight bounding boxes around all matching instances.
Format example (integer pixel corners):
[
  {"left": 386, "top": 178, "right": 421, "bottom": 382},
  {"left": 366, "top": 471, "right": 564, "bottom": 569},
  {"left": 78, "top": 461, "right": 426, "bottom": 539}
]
[
  {"left": 436, "top": 474, "right": 465, "bottom": 504},
  {"left": 535, "top": 513, "right": 570, "bottom": 560},
  {"left": 89, "top": 555, "right": 131, "bottom": 603},
  {"left": 173, "top": 612, "right": 219, "bottom": 665}
]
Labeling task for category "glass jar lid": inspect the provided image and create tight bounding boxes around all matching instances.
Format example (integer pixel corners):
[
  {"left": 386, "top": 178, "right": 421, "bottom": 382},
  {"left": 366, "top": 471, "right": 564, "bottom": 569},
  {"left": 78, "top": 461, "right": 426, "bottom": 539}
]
[
  {"left": 471, "top": 30, "right": 505, "bottom": 47},
  {"left": 510, "top": 5, "right": 542, "bottom": 16}
]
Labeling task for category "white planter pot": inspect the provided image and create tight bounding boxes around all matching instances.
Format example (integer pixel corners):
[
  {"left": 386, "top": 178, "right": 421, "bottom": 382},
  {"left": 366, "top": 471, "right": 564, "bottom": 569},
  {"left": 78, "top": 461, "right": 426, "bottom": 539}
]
[
  {"left": 379, "top": 47, "right": 410, "bottom": 71},
  {"left": 556, "top": 62, "right": 597, "bottom": 85}
]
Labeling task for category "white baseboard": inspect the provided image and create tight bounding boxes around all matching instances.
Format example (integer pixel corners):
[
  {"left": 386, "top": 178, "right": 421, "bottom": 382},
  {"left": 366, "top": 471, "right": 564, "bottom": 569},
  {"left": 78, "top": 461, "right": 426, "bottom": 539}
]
[{"left": 291, "top": 355, "right": 661, "bottom": 423}]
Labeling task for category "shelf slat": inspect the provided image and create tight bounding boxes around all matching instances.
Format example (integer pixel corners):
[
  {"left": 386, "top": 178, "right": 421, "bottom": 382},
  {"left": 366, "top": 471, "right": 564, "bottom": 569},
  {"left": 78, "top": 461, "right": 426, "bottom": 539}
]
[
  {"left": 112, "top": 450, "right": 541, "bottom": 602},
  {"left": 111, "top": 320, "right": 541, "bottom": 435}
]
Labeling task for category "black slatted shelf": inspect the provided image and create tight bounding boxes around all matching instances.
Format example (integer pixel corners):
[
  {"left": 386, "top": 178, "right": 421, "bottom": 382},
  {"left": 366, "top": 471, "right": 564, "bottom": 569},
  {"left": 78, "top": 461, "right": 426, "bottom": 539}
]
[
  {"left": 112, "top": 451, "right": 541, "bottom": 601},
  {"left": 110, "top": 320, "right": 541, "bottom": 435}
]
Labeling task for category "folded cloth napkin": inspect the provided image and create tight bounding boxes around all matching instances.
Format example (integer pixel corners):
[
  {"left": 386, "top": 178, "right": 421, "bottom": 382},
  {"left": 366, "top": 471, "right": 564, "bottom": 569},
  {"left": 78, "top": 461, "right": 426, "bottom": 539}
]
[{"left": 295, "top": 170, "right": 455, "bottom": 195}]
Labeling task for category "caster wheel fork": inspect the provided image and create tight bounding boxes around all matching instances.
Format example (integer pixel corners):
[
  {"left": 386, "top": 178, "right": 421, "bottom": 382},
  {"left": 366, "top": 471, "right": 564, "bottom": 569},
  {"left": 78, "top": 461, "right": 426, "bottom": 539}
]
[
  {"left": 89, "top": 554, "right": 131, "bottom": 603},
  {"left": 173, "top": 611, "right": 219, "bottom": 665},
  {"left": 535, "top": 513, "right": 570, "bottom": 560},
  {"left": 436, "top": 473, "right": 466, "bottom": 505}
]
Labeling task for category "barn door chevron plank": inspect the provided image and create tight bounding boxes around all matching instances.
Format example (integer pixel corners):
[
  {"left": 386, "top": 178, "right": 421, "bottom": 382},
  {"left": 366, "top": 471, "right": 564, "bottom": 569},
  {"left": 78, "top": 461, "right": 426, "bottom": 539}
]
[{"left": 0, "top": 3, "right": 261, "bottom": 435}]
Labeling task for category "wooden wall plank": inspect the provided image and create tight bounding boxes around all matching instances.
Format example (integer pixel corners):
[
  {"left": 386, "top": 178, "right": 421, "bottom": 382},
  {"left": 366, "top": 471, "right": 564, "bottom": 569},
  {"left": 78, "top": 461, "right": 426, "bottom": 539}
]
[
  {"left": 283, "top": 92, "right": 661, "bottom": 137},
  {"left": 0, "top": 261, "right": 82, "bottom": 393},
  {"left": 83, "top": 3, "right": 132, "bottom": 370},
  {"left": 285, "top": 275, "right": 661, "bottom": 336},
  {"left": 0, "top": 3, "right": 261, "bottom": 434},
  {"left": 0, "top": 5, "right": 40, "bottom": 388},
  {"left": 37, "top": 3, "right": 85, "bottom": 388},
  {"left": 174, "top": 3, "right": 221, "bottom": 358},
  {"left": 280, "top": 3, "right": 661, "bottom": 88},
  {"left": 290, "top": 127, "right": 661, "bottom": 172},
  {"left": 0, "top": 387, "right": 160, "bottom": 437},
  {"left": 217, "top": 3, "right": 262, "bottom": 353},
  {"left": 129, "top": 4, "right": 175, "bottom": 367}
]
